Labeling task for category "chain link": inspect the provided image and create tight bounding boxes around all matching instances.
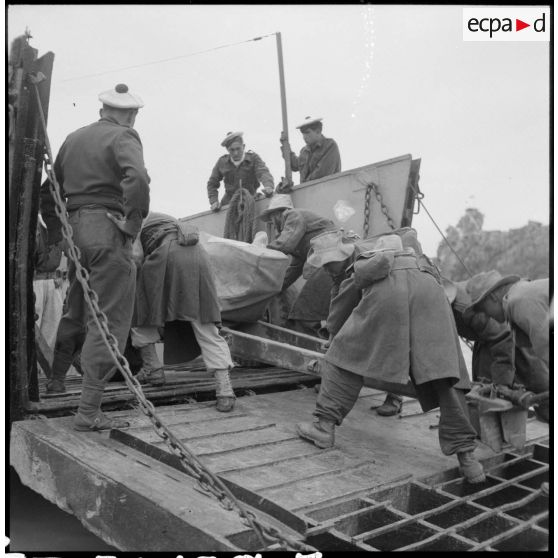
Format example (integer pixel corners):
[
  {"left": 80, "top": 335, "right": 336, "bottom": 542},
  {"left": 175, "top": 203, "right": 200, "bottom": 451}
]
[
  {"left": 363, "top": 182, "right": 396, "bottom": 238},
  {"left": 30, "top": 79, "right": 313, "bottom": 552}
]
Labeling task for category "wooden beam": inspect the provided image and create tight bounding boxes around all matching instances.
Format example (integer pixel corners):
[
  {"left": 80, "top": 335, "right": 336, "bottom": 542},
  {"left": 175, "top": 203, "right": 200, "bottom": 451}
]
[
  {"left": 223, "top": 327, "right": 321, "bottom": 376},
  {"left": 223, "top": 327, "right": 418, "bottom": 398}
]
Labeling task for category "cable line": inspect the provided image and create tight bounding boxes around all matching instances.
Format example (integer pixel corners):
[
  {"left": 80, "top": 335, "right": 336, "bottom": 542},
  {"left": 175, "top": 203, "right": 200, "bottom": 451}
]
[
  {"left": 60, "top": 33, "right": 276, "bottom": 83},
  {"left": 410, "top": 184, "right": 474, "bottom": 278}
]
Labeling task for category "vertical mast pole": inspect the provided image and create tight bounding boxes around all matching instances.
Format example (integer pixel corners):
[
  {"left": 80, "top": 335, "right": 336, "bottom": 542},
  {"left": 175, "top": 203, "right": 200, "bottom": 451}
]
[{"left": 276, "top": 32, "right": 292, "bottom": 185}]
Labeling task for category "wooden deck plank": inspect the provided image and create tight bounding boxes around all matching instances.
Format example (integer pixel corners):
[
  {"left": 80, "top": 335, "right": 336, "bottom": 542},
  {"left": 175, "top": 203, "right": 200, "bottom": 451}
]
[
  {"left": 130, "top": 415, "right": 278, "bottom": 444},
  {"left": 199, "top": 439, "right": 327, "bottom": 472},
  {"left": 132, "top": 388, "right": 549, "bottom": 513},
  {"left": 153, "top": 428, "right": 300, "bottom": 456},
  {"left": 34, "top": 367, "right": 317, "bottom": 413},
  {"left": 10, "top": 417, "right": 251, "bottom": 551}
]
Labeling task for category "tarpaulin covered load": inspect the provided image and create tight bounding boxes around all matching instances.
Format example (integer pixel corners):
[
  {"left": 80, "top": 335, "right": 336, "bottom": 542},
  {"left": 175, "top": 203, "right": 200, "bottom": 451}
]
[{"left": 199, "top": 232, "right": 290, "bottom": 323}]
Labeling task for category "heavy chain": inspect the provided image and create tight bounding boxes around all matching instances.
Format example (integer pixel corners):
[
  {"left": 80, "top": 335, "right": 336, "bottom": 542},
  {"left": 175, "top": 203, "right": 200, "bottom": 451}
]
[
  {"left": 363, "top": 182, "right": 396, "bottom": 238},
  {"left": 30, "top": 78, "right": 312, "bottom": 552}
]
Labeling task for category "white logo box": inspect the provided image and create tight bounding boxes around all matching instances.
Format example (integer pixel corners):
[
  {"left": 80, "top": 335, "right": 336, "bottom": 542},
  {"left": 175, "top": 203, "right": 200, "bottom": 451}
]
[{"left": 463, "top": 7, "right": 550, "bottom": 42}]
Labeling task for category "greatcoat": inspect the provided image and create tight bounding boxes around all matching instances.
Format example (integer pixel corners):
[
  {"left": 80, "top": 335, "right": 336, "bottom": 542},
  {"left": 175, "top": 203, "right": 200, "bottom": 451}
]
[
  {"left": 324, "top": 250, "right": 470, "bottom": 411},
  {"left": 135, "top": 212, "right": 221, "bottom": 327}
]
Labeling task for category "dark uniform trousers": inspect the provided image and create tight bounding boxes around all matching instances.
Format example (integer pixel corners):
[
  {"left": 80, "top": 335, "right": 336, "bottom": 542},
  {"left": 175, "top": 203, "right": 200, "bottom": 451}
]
[
  {"left": 54, "top": 206, "right": 136, "bottom": 383},
  {"left": 315, "top": 361, "right": 478, "bottom": 456}
]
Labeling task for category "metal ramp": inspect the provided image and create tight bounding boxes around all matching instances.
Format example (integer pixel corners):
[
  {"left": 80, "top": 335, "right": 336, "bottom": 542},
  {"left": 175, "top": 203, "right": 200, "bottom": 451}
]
[{"left": 298, "top": 441, "right": 549, "bottom": 551}]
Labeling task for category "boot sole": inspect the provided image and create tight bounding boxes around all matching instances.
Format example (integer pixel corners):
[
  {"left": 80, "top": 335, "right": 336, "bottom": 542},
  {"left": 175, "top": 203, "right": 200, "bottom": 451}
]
[
  {"left": 73, "top": 422, "right": 130, "bottom": 432},
  {"left": 376, "top": 408, "right": 401, "bottom": 416},
  {"left": 295, "top": 425, "right": 334, "bottom": 449},
  {"left": 463, "top": 472, "right": 486, "bottom": 484},
  {"left": 459, "top": 465, "right": 486, "bottom": 484}
]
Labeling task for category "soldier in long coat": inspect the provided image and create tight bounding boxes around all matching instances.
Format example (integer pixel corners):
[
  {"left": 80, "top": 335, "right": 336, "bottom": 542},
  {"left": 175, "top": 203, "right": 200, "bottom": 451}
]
[
  {"left": 296, "top": 234, "right": 486, "bottom": 484},
  {"left": 309, "top": 227, "right": 441, "bottom": 416},
  {"left": 131, "top": 211, "right": 236, "bottom": 412}
]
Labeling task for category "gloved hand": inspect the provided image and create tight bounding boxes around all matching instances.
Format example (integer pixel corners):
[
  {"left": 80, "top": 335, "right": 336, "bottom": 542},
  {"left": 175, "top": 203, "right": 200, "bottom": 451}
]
[
  {"left": 279, "top": 132, "right": 292, "bottom": 159},
  {"left": 106, "top": 212, "right": 142, "bottom": 241},
  {"left": 263, "top": 186, "right": 274, "bottom": 198},
  {"left": 210, "top": 201, "right": 221, "bottom": 212},
  {"left": 275, "top": 177, "right": 294, "bottom": 194},
  {"left": 322, "top": 334, "right": 334, "bottom": 350}
]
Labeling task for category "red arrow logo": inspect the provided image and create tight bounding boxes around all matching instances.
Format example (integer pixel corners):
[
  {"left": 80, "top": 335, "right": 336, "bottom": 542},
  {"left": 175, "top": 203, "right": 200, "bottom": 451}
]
[{"left": 516, "top": 19, "right": 530, "bottom": 31}]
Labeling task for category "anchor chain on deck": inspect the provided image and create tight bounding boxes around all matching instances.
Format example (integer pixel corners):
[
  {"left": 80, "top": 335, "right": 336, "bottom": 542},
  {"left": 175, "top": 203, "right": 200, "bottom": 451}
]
[
  {"left": 363, "top": 181, "right": 396, "bottom": 237},
  {"left": 29, "top": 76, "right": 313, "bottom": 553}
]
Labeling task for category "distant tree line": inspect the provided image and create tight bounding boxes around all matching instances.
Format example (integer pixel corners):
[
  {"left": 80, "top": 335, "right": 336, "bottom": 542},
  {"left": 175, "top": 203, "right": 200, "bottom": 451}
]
[{"left": 435, "top": 208, "right": 549, "bottom": 281}]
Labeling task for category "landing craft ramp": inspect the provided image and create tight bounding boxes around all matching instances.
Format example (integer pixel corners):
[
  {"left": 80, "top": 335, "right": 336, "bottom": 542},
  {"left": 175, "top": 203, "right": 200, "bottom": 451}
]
[
  {"left": 180, "top": 154, "right": 421, "bottom": 238},
  {"left": 10, "top": 387, "right": 549, "bottom": 552}
]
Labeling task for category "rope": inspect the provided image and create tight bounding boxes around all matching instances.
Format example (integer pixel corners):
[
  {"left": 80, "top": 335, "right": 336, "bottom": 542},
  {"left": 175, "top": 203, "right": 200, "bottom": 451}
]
[
  {"left": 409, "top": 182, "right": 474, "bottom": 279},
  {"left": 223, "top": 187, "right": 257, "bottom": 242},
  {"left": 60, "top": 34, "right": 276, "bottom": 83}
]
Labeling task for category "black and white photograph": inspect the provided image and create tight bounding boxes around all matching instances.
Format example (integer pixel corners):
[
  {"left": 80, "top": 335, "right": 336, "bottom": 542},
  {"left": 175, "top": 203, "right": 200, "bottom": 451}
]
[{"left": 7, "top": 4, "right": 551, "bottom": 554}]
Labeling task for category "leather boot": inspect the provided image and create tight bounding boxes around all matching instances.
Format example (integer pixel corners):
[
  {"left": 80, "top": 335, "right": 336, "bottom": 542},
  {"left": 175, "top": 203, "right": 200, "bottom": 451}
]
[
  {"left": 214, "top": 369, "right": 235, "bottom": 412},
  {"left": 47, "top": 348, "right": 74, "bottom": 394},
  {"left": 74, "top": 376, "right": 130, "bottom": 431},
  {"left": 296, "top": 418, "right": 335, "bottom": 448},
  {"left": 136, "top": 344, "right": 165, "bottom": 386},
  {"left": 375, "top": 393, "right": 403, "bottom": 416},
  {"left": 457, "top": 451, "right": 486, "bottom": 484},
  {"left": 46, "top": 379, "right": 66, "bottom": 394}
]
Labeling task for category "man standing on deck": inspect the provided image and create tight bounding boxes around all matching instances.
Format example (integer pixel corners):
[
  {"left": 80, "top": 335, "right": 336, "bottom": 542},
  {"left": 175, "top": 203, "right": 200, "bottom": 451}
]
[
  {"left": 275, "top": 116, "right": 342, "bottom": 336},
  {"left": 278, "top": 116, "right": 341, "bottom": 188},
  {"left": 41, "top": 83, "right": 150, "bottom": 431},
  {"left": 207, "top": 131, "right": 275, "bottom": 211}
]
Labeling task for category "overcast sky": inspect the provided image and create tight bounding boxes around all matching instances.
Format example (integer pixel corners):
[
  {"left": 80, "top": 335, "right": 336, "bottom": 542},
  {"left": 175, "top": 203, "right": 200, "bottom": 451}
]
[{"left": 8, "top": 4, "right": 550, "bottom": 256}]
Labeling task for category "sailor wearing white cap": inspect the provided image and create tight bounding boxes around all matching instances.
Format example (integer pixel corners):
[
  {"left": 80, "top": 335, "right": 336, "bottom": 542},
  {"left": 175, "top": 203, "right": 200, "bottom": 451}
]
[
  {"left": 98, "top": 82, "right": 144, "bottom": 109},
  {"left": 39, "top": 83, "right": 150, "bottom": 431},
  {"left": 207, "top": 131, "right": 275, "bottom": 211},
  {"left": 279, "top": 115, "right": 341, "bottom": 185}
]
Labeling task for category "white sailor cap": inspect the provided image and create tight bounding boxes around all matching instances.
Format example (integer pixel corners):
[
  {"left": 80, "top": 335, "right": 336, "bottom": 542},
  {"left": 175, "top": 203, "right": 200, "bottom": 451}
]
[
  {"left": 296, "top": 116, "right": 323, "bottom": 130},
  {"left": 98, "top": 83, "right": 144, "bottom": 109},
  {"left": 221, "top": 131, "right": 244, "bottom": 148}
]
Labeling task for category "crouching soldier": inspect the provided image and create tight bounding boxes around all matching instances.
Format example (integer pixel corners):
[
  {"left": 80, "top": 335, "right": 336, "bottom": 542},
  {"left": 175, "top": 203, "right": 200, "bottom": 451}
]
[
  {"left": 296, "top": 234, "right": 486, "bottom": 484},
  {"left": 466, "top": 271, "right": 550, "bottom": 369},
  {"left": 259, "top": 194, "right": 337, "bottom": 334},
  {"left": 131, "top": 212, "right": 236, "bottom": 412},
  {"left": 443, "top": 274, "right": 549, "bottom": 423}
]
